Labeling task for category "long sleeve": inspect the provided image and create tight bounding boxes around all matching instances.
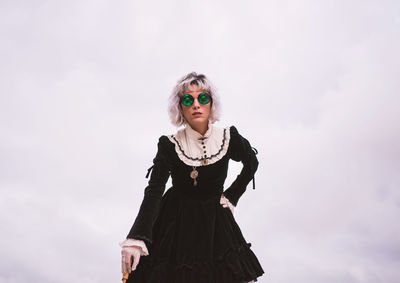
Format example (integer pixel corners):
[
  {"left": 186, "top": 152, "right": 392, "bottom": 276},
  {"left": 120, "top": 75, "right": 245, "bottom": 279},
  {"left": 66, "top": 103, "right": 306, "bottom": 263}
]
[
  {"left": 223, "top": 126, "right": 259, "bottom": 206},
  {"left": 126, "top": 136, "right": 171, "bottom": 246}
]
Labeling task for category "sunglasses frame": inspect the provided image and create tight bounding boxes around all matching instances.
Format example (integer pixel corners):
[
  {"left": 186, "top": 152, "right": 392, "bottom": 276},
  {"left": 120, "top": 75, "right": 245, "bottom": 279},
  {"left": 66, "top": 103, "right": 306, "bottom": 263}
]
[{"left": 180, "top": 92, "right": 212, "bottom": 107}]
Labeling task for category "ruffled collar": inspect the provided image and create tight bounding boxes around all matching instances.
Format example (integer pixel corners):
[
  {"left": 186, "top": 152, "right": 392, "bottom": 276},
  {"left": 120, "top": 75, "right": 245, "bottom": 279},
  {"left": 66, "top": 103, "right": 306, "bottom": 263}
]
[
  {"left": 167, "top": 123, "right": 231, "bottom": 167},
  {"left": 184, "top": 122, "right": 213, "bottom": 141}
]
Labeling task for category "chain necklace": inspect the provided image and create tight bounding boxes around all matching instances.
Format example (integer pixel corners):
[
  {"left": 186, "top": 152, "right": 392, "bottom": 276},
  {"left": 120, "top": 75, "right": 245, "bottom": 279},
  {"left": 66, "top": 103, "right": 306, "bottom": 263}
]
[
  {"left": 190, "top": 155, "right": 209, "bottom": 186},
  {"left": 185, "top": 130, "right": 207, "bottom": 186}
]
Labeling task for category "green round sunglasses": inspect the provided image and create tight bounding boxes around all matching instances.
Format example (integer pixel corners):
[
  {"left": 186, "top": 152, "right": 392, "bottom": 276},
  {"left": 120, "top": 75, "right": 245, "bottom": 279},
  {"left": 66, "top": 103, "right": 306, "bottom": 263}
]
[{"left": 181, "top": 92, "right": 212, "bottom": 107}]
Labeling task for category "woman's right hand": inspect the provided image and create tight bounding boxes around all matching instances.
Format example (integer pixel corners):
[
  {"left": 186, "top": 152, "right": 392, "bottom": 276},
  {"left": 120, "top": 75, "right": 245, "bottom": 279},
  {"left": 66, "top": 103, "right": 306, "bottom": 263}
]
[{"left": 121, "top": 246, "right": 142, "bottom": 274}]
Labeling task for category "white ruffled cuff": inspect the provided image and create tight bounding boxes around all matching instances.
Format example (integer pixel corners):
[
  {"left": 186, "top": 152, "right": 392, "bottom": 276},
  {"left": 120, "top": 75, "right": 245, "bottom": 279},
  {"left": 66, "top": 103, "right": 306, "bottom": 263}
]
[{"left": 119, "top": 238, "right": 149, "bottom": 256}]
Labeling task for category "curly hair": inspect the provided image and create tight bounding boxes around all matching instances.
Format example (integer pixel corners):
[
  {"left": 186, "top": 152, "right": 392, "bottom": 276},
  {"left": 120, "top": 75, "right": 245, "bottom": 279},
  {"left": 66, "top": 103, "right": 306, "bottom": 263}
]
[{"left": 168, "top": 72, "right": 221, "bottom": 127}]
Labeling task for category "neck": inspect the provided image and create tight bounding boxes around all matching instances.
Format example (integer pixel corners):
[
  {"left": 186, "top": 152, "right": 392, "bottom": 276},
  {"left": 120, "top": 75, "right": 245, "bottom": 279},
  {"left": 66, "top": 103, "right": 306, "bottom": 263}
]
[{"left": 189, "top": 121, "right": 209, "bottom": 136}]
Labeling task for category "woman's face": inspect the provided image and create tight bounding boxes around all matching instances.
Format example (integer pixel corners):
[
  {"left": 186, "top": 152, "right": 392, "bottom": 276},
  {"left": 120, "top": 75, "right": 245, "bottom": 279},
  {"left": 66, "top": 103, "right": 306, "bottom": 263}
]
[{"left": 180, "top": 84, "right": 211, "bottom": 129}]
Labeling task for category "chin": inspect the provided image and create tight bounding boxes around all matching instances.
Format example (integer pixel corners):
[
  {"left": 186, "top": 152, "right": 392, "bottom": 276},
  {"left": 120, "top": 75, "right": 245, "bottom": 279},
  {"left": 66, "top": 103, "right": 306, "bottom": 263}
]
[{"left": 191, "top": 118, "right": 208, "bottom": 124}]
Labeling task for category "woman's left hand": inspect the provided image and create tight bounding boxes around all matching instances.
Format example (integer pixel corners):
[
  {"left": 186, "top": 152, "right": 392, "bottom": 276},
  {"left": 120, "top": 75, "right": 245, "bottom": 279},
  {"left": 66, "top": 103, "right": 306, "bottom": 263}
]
[{"left": 220, "top": 194, "right": 235, "bottom": 214}]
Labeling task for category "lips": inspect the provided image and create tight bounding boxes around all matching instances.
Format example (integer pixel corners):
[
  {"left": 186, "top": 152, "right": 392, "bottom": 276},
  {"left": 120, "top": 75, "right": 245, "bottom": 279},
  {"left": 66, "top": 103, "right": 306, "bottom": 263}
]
[{"left": 192, "top": 112, "right": 202, "bottom": 116}]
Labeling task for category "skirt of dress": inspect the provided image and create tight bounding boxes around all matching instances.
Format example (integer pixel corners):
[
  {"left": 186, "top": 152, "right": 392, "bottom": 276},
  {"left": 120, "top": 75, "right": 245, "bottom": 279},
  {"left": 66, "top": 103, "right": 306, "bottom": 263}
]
[{"left": 127, "top": 187, "right": 264, "bottom": 283}]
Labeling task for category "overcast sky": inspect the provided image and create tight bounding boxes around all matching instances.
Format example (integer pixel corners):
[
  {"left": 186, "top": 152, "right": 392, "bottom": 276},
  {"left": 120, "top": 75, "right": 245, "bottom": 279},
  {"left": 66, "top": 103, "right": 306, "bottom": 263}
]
[{"left": 1, "top": 0, "right": 399, "bottom": 282}]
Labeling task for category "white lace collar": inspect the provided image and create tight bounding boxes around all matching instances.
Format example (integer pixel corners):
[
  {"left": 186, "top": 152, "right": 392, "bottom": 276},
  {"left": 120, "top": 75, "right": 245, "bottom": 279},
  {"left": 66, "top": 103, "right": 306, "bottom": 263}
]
[{"left": 167, "top": 123, "right": 231, "bottom": 167}]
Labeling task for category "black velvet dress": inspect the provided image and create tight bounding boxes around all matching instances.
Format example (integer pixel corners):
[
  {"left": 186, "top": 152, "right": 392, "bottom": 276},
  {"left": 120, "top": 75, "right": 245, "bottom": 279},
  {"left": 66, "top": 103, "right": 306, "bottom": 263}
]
[{"left": 126, "top": 125, "right": 264, "bottom": 283}]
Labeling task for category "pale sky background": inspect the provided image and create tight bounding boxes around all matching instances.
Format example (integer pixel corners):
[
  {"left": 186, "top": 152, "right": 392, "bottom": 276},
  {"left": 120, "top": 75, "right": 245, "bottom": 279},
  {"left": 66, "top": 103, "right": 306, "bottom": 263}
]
[{"left": 1, "top": 0, "right": 400, "bottom": 282}]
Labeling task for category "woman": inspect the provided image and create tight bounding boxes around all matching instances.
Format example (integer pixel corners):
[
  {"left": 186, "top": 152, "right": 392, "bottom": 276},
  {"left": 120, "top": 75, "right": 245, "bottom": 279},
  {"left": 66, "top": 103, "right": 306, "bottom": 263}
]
[{"left": 120, "top": 72, "right": 264, "bottom": 282}]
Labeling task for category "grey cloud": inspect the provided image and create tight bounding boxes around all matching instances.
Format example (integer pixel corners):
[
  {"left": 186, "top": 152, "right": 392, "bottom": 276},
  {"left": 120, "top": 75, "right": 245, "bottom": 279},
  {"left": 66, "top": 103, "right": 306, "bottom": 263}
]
[{"left": 1, "top": 0, "right": 399, "bottom": 282}]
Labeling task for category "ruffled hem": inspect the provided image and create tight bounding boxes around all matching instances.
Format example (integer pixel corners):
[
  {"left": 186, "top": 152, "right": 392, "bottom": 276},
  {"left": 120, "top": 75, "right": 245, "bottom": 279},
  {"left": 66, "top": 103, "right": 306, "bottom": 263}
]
[
  {"left": 127, "top": 242, "right": 264, "bottom": 283},
  {"left": 126, "top": 178, "right": 264, "bottom": 282}
]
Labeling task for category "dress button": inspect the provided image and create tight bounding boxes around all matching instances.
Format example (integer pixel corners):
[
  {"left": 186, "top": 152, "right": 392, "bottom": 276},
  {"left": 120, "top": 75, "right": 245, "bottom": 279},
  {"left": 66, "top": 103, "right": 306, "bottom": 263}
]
[
  {"left": 204, "top": 150, "right": 206, "bottom": 153},
  {"left": 203, "top": 146, "right": 206, "bottom": 148}
]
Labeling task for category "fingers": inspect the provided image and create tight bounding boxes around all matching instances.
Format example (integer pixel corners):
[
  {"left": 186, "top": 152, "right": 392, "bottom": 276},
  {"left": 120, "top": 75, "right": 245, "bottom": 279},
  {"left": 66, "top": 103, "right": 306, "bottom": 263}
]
[
  {"left": 132, "top": 251, "right": 141, "bottom": 271},
  {"left": 220, "top": 195, "right": 234, "bottom": 214},
  {"left": 127, "top": 255, "right": 133, "bottom": 274},
  {"left": 220, "top": 195, "right": 229, "bottom": 207},
  {"left": 121, "top": 250, "right": 125, "bottom": 274},
  {"left": 121, "top": 250, "right": 132, "bottom": 274},
  {"left": 121, "top": 255, "right": 127, "bottom": 274},
  {"left": 220, "top": 195, "right": 226, "bottom": 204},
  {"left": 121, "top": 247, "right": 142, "bottom": 274}
]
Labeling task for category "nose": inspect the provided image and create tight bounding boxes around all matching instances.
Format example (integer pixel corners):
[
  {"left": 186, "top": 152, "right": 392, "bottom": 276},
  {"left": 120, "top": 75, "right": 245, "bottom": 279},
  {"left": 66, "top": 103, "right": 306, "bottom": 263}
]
[{"left": 192, "top": 97, "right": 200, "bottom": 109}]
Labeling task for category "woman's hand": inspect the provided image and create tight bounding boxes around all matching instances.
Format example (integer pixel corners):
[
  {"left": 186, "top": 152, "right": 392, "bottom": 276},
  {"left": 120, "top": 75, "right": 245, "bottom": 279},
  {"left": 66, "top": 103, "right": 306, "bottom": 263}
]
[
  {"left": 220, "top": 194, "right": 235, "bottom": 214},
  {"left": 121, "top": 246, "right": 142, "bottom": 274}
]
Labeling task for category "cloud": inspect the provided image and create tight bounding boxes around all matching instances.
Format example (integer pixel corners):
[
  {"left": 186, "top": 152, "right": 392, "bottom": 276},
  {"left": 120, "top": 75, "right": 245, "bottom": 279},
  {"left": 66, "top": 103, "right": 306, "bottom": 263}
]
[{"left": 1, "top": 0, "right": 399, "bottom": 282}]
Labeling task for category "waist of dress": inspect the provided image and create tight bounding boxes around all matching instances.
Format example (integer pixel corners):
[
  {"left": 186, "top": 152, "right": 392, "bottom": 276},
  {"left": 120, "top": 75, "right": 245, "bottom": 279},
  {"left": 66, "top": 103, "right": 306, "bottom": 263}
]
[{"left": 167, "top": 183, "right": 223, "bottom": 200}]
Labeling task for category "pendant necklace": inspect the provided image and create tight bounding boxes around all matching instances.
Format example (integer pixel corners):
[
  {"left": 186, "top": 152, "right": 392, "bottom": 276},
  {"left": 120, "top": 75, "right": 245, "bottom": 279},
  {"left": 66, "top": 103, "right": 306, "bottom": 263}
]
[
  {"left": 190, "top": 165, "right": 198, "bottom": 186},
  {"left": 186, "top": 130, "right": 202, "bottom": 186}
]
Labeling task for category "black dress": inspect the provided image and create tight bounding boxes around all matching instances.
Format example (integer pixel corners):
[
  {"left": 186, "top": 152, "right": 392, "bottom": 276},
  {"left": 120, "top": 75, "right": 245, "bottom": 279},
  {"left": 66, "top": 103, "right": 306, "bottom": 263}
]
[{"left": 126, "top": 125, "right": 264, "bottom": 283}]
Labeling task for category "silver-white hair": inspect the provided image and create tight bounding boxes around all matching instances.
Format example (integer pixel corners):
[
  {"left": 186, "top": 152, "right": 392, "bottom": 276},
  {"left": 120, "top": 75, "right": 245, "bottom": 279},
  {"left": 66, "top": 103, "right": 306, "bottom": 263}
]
[{"left": 168, "top": 72, "right": 221, "bottom": 127}]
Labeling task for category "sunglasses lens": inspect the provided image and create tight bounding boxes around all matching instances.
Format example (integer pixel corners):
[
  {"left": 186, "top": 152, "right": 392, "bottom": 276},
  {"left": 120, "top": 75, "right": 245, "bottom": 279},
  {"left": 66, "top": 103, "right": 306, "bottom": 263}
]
[
  {"left": 181, "top": 94, "right": 194, "bottom": 106},
  {"left": 198, "top": 93, "right": 211, "bottom": 104}
]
